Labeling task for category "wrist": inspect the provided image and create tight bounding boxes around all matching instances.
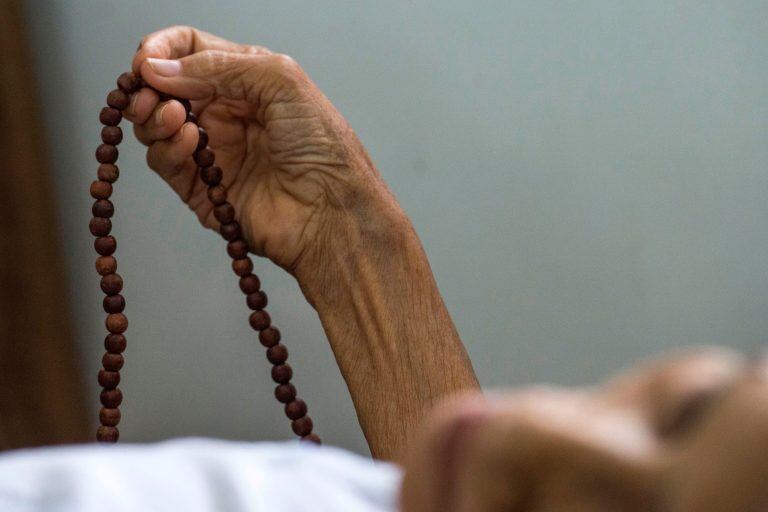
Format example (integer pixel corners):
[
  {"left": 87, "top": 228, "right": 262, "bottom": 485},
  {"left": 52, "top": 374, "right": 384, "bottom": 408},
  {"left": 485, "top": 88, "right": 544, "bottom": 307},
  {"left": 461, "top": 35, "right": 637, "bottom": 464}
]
[
  {"left": 291, "top": 182, "right": 478, "bottom": 458},
  {"left": 293, "top": 186, "right": 417, "bottom": 309}
]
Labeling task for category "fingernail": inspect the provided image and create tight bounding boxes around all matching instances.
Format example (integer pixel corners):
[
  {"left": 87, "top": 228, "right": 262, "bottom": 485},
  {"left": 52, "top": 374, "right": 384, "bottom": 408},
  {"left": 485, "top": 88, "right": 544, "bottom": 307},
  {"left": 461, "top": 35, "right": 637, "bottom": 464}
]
[
  {"left": 155, "top": 102, "right": 168, "bottom": 126},
  {"left": 147, "top": 58, "right": 182, "bottom": 77},
  {"left": 171, "top": 123, "right": 188, "bottom": 142},
  {"left": 128, "top": 93, "right": 140, "bottom": 114}
]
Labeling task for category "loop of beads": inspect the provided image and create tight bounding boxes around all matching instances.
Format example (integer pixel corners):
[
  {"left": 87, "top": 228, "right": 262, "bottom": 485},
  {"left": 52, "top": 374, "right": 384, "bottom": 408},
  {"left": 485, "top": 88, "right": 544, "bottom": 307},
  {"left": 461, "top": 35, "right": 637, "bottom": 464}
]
[{"left": 92, "top": 71, "right": 320, "bottom": 445}]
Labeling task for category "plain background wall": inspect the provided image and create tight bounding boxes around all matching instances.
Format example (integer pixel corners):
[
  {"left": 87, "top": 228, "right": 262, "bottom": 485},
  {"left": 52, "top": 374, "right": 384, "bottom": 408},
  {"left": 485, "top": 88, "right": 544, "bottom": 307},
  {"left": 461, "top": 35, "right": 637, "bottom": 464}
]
[{"left": 23, "top": 1, "right": 768, "bottom": 454}]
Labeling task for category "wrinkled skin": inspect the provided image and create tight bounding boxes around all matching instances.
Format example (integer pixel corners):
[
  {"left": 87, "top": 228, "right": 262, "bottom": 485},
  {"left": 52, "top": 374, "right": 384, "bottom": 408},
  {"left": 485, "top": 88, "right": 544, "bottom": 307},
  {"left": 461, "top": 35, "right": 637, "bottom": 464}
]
[
  {"left": 401, "top": 347, "right": 768, "bottom": 512},
  {"left": 127, "top": 26, "right": 388, "bottom": 279}
]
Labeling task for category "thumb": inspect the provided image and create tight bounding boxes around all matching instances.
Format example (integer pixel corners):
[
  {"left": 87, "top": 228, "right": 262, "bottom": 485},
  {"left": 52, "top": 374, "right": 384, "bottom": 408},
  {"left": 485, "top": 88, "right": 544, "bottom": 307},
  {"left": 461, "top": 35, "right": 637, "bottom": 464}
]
[{"left": 140, "top": 49, "right": 281, "bottom": 102}]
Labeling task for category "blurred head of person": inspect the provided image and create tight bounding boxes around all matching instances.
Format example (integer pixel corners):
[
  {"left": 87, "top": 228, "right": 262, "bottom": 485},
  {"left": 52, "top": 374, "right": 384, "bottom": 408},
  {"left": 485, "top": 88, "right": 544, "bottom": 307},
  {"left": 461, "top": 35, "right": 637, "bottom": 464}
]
[{"left": 401, "top": 346, "right": 768, "bottom": 512}]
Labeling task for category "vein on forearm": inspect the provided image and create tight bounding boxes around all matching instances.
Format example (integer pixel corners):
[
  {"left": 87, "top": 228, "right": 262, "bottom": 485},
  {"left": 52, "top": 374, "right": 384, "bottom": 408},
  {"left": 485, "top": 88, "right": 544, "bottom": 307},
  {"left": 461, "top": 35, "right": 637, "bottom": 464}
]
[{"left": 304, "top": 206, "right": 478, "bottom": 458}]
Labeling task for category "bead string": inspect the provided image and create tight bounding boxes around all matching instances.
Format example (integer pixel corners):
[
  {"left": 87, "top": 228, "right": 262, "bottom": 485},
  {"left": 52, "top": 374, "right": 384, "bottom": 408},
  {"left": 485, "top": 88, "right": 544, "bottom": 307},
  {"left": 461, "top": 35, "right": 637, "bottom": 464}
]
[{"left": 91, "top": 71, "right": 320, "bottom": 445}]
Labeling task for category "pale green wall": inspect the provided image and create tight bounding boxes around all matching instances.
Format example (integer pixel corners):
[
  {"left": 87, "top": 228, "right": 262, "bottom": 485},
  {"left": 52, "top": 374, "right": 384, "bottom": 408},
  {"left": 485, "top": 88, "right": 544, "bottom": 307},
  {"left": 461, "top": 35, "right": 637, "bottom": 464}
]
[{"left": 25, "top": 1, "right": 768, "bottom": 454}]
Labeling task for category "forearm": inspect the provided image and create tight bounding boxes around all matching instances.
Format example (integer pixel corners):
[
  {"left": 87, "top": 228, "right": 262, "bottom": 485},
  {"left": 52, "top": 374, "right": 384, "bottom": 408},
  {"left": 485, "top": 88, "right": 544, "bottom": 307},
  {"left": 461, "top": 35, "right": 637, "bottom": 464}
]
[{"left": 297, "top": 189, "right": 479, "bottom": 460}]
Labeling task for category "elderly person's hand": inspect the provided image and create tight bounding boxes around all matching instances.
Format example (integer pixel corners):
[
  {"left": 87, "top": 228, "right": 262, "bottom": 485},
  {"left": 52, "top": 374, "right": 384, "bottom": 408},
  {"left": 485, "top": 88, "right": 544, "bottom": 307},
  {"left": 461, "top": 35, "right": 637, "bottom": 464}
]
[
  {"left": 125, "top": 26, "right": 478, "bottom": 460},
  {"left": 128, "top": 26, "right": 400, "bottom": 284}
]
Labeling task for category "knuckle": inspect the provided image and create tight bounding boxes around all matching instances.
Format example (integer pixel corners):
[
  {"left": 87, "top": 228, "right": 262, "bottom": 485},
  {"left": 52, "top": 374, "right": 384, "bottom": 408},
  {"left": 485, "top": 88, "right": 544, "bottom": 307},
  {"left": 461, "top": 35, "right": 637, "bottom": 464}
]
[
  {"left": 244, "top": 44, "right": 272, "bottom": 55},
  {"left": 264, "top": 53, "right": 306, "bottom": 91},
  {"left": 274, "top": 53, "right": 302, "bottom": 75},
  {"left": 145, "top": 146, "right": 160, "bottom": 171},
  {"left": 142, "top": 25, "right": 188, "bottom": 49},
  {"left": 148, "top": 141, "right": 188, "bottom": 174},
  {"left": 198, "top": 49, "right": 231, "bottom": 70},
  {"left": 167, "top": 24, "right": 194, "bottom": 36},
  {"left": 198, "top": 49, "right": 218, "bottom": 64},
  {"left": 146, "top": 143, "right": 168, "bottom": 169},
  {"left": 147, "top": 148, "right": 179, "bottom": 175},
  {"left": 132, "top": 124, "right": 152, "bottom": 146}
]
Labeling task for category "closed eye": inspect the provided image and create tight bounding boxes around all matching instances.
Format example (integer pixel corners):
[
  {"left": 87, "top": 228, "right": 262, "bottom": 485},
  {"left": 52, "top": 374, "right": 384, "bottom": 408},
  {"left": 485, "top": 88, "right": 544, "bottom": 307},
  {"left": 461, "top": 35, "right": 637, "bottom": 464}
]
[{"left": 656, "top": 389, "right": 722, "bottom": 438}]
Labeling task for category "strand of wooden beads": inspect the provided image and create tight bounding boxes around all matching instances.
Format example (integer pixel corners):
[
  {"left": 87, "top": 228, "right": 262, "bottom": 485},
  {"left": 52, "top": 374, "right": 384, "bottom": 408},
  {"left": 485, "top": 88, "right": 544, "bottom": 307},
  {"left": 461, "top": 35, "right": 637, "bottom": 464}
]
[{"left": 92, "top": 71, "right": 320, "bottom": 445}]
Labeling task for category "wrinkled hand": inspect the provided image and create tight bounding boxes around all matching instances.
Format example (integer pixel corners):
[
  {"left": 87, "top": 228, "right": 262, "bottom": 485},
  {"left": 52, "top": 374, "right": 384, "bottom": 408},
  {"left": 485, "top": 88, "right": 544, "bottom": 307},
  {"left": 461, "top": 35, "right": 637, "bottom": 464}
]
[{"left": 127, "top": 26, "right": 391, "bottom": 279}]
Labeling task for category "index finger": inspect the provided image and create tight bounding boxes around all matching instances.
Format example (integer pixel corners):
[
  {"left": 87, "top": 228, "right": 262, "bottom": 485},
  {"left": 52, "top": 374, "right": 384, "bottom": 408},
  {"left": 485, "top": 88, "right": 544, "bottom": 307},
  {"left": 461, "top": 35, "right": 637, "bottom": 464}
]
[{"left": 131, "top": 25, "right": 261, "bottom": 75}]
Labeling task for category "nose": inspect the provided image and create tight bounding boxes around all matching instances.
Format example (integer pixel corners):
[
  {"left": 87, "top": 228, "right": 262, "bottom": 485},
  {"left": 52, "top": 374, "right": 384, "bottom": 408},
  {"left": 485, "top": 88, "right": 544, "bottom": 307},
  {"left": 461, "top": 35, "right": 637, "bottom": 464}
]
[{"left": 448, "top": 388, "right": 662, "bottom": 512}]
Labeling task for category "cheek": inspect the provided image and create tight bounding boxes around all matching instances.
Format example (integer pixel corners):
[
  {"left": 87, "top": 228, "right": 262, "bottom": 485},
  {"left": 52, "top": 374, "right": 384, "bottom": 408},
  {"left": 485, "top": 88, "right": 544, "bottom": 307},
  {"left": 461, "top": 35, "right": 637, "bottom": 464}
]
[
  {"left": 451, "top": 415, "right": 558, "bottom": 512},
  {"left": 452, "top": 411, "right": 661, "bottom": 512},
  {"left": 667, "top": 388, "right": 768, "bottom": 512},
  {"left": 454, "top": 448, "right": 530, "bottom": 512}
]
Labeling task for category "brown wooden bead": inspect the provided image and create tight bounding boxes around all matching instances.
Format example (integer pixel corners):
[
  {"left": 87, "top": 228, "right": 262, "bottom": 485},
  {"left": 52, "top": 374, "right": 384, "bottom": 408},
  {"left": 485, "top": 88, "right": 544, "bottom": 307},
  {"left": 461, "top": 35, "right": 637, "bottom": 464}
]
[
  {"left": 239, "top": 274, "right": 261, "bottom": 294},
  {"left": 259, "top": 326, "right": 281, "bottom": 347},
  {"left": 220, "top": 222, "right": 242, "bottom": 242},
  {"left": 103, "top": 294, "right": 125, "bottom": 314},
  {"left": 100, "top": 388, "right": 123, "bottom": 408},
  {"left": 99, "top": 107, "right": 122, "bottom": 126},
  {"left": 285, "top": 399, "right": 307, "bottom": 420},
  {"left": 200, "top": 165, "right": 222, "bottom": 186},
  {"left": 246, "top": 291, "right": 268, "bottom": 311},
  {"left": 89, "top": 217, "right": 112, "bottom": 236},
  {"left": 249, "top": 310, "right": 271, "bottom": 331},
  {"left": 104, "top": 334, "right": 126, "bottom": 353},
  {"left": 102, "top": 352, "right": 124, "bottom": 371},
  {"left": 115, "top": 73, "right": 135, "bottom": 93},
  {"left": 99, "top": 407, "right": 121, "bottom": 427},
  {"left": 107, "top": 89, "right": 130, "bottom": 110},
  {"left": 214, "top": 203, "right": 235, "bottom": 224},
  {"left": 291, "top": 416, "right": 313, "bottom": 436},
  {"left": 178, "top": 98, "right": 192, "bottom": 114},
  {"left": 98, "top": 369, "right": 120, "bottom": 389},
  {"left": 90, "top": 180, "right": 112, "bottom": 199},
  {"left": 97, "top": 164, "right": 119, "bottom": 183},
  {"left": 92, "top": 199, "right": 115, "bottom": 218},
  {"left": 227, "top": 239, "right": 248, "bottom": 259},
  {"left": 301, "top": 434, "right": 322, "bottom": 444},
  {"left": 196, "top": 127, "right": 208, "bottom": 151},
  {"left": 231, "top": 257, "right": 252, "bottom": 276},
  {"left": 100, "top": 273, "right": 123, "bottom": 295},
  {"left": 95, "top": 255, "right": 117, "bottom": 275},
  {"left": 96, "top": 144, "right": 119, "bottom": 164},
  {"left": 94, "top": 236, "right": 117, "bottom": 256},
  {"left": 267, "top": 344, "right": 288, "bottom": 365},
  {"left": 274, "top": 383, "right": 296, "bottom": 403},
  {"left": 96, "top": 425, "right": 119, "bottom": 443},
  {"left": 101, "top": 126, "right": 123, "bottom": 145},
  {"left": 90, "top": 80, "right": 326, "bottom": 440},
  {"left": 207, "top": 185, "right": 227, "bottom": 205},
  {"left": 193, "top": 147, "right": 215, "bottom": 167},
  {"left": 271, "top": 364, "right": 293, "bottom": 383},
  {"left": 117, "top": 71, "right": 141, "bottom": 93},
  {"left": 106, "top": 313, "right": 128, "bottom": 334}
]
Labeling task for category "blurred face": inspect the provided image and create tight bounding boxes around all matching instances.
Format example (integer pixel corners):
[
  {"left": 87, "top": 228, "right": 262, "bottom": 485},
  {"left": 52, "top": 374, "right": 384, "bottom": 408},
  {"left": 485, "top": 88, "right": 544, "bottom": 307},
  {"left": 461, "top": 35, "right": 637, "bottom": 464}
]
[{"left": 401, "top": 347, "right": 768, "bottom": 512}]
